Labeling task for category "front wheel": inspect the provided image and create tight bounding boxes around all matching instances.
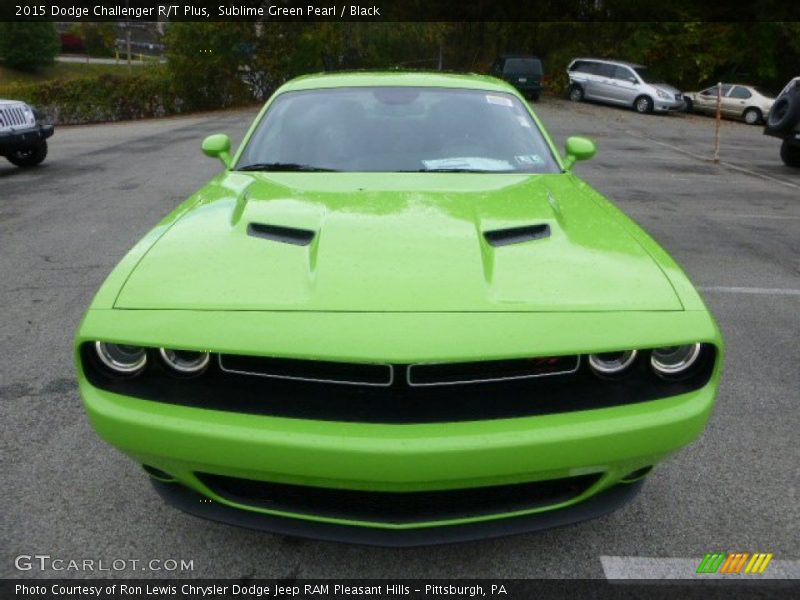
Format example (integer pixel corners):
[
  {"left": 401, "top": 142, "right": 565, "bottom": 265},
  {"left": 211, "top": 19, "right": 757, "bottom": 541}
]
[
  {"left": 743, "top": 107, "right": 762, "bottom": 125},
  {"left": 634, "top": 96, "right": 654, "bottom": 114},
  {"left": 781, "top": 139, "right": 800, "bottom": 168},
  {"left": 6, "top": 141, "right": 48, "bottom": 168},
  {"left": 568, "top": 85, "right": 584, "bottom": 102}
]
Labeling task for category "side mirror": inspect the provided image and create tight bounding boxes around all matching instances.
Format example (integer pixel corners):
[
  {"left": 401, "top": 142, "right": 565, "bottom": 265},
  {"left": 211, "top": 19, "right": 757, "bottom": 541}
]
[
  {"left": 201, "top": 134, "right": 232, "bottom": 168},
  {"left": 563, "top": 136, "right": 596, "bottom": 170}
]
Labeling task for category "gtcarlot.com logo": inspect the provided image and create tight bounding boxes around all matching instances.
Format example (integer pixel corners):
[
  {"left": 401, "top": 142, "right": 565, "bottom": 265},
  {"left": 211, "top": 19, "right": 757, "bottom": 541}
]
[
  {"left": 14, "top": 554, "right": 194, "bottom": 572},
  {"left": 697, "top": 552, "right": 773, "bottom": 574}
]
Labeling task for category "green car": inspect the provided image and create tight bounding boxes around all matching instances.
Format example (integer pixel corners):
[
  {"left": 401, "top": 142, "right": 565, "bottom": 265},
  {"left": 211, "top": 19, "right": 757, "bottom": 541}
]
[{"left": 76, "top": 72, "right": 723, "bottom": 545}]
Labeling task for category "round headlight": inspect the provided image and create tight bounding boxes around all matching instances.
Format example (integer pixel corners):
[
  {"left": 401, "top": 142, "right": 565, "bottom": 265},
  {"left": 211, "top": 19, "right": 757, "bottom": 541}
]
[
  {"left": 159, "top": 348, "right": 210, "bottom": 375},
  {"left": 650, "top": 344, "right": 702, "bottom": 378},
  {"left": 588, "top": 350, "right": 638, "bottom": 376},
  {"left": 95, "top": 342, "right": 147, "bottom": 375}
]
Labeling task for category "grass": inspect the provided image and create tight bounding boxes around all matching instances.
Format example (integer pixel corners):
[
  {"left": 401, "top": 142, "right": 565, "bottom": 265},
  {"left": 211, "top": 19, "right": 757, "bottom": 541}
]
[{"left": 0, "top": 60, "right": 149, "bottom": 85}]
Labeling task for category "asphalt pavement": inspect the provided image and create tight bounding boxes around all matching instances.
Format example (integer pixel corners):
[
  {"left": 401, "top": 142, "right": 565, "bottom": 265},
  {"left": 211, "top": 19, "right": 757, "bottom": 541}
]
[{"left": 1, "top": 97, "right": 798, "bottom": 579}]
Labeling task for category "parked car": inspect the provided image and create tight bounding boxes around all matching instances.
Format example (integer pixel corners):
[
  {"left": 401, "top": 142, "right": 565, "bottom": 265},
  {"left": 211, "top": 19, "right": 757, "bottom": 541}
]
[
  {"left": 76, "top": 72, "right": 722, "bottom": 545},
  {"left": 0, "top": 99, "right": 54, "bottom": 168},
  {"left": 490, "top": 54, "right": 544, "bottom": 101},
  {"left": 683, "top": 84, "right": 774, "bottom": 125},
  {"left": 567, "top": 58, "right": 683, "bottom": 114},
  {"left": 764, "top": 76, "right": 800, "bottom": 167}
]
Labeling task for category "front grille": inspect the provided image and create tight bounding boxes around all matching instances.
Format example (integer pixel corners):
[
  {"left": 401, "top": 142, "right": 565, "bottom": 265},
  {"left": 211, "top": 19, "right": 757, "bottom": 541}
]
[
  {"left": 0, "top": 106, "right": 29, "bottom": 128},
  {"left": 408, "top": 355, "right": 579, "bottom": 386},
  {"left": 220, "top": 354, "right": 393, "bottom": 386},
  {"left": 81, "top": 344, "right": 717, "bottom": 424},
  {"left": 197, "top": 473, "right": 601, "bottom": 524}
]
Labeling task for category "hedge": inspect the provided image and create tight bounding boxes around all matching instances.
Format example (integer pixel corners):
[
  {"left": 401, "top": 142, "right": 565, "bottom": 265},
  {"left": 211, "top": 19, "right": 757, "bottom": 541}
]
[{"left": 0, "top": 68, "right": 254, "bottom": 125}]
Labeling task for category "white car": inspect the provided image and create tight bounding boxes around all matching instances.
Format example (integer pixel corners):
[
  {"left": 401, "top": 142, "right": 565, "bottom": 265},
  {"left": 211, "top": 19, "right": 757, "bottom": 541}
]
[{"left": 683, "top": 84, "right": 774, "bottom": 125}]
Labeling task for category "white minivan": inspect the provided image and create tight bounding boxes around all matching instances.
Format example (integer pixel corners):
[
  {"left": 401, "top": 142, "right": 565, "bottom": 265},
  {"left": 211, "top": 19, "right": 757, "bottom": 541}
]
[{"left": 567, "top": 58, "right": 684, "bottom": 114}]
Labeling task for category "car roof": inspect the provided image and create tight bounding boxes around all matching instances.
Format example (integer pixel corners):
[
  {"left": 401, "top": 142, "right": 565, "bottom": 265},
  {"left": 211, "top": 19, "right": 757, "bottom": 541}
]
[
  {"left": 277, "top": 71, "right": 516, "bottom": 94},
  {"left": 570, "top": 57, "right": 645, "bottom": 69}
]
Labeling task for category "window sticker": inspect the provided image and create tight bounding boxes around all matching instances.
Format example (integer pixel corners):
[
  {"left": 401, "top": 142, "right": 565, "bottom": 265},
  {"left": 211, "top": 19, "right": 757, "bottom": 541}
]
[
  {"left": 515, "top": 154, "right": 545, "bottom": 166},
  {"left": 422, "top": 157, "right": 514, "bottom": 171},
  {"left": 486, "top": 94, "right": 513, "bottom": 107},
  {"left": 517, "top": 116, "right": 532, "bottom": 128}
]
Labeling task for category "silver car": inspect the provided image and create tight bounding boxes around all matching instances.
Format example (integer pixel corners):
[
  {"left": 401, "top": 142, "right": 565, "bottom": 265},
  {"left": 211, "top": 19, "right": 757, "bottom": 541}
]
[
  {"left": 683, "top": 84, "right": 774, "bottom": 125},
  {"left": 567, "top": 58, "right": 683, "bottom": 114}
]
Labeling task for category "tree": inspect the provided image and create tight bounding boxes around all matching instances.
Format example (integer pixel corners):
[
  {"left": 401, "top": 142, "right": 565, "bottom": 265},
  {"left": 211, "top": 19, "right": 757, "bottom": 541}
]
[
  {"left": 164, "top": 23, "right": 253, "bottom": 110},
  {"left": 0, "top": 22, "right": 59, "bottom": 72}
]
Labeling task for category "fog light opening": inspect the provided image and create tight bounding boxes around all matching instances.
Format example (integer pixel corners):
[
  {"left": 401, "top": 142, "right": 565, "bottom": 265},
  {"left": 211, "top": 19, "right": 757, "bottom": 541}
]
[
  {"left": 142, "top": 465, "right": 176, "bottom": 482},
  {"left": 621, "top": 466, "right": 653, "bottom": 483}
]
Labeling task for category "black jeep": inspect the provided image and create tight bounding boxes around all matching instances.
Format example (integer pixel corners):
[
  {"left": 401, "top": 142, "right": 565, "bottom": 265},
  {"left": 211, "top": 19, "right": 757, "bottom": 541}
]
[{"left": 764, "top": 77, "right": 800, "bottom": 168}]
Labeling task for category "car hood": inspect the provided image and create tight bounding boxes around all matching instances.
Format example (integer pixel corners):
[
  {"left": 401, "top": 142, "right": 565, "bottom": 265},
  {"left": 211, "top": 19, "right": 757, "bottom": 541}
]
[{"left": 115, "top": 172, "right": 682, "bottom": 312}]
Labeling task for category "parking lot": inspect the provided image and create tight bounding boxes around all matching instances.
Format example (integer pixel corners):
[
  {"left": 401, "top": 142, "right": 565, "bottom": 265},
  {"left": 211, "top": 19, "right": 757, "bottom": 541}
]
[{"left": 1, "top": 97, "right": 798, "bottom": 579}]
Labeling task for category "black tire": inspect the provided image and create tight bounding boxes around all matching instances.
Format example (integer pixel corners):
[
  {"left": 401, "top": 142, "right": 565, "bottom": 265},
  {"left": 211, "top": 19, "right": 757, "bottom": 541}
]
[
  {"left": 767, "top": 94, "right": 800, "bottom": 134},
  {"left": 634, "top": 95, "right": 654, "bottom": 114},
  {"left": 743, "top": 107, "right": 762, "bottom": 125},
  {"left": 568, "top": 85, "right": 584, "bottom": 102},
  {"left": 781, "top": 139, "right": 800, "bottom": 168},
  {"left": 683, "top": 98, "right": 694, "bottom": 113},
  {"left": 530, "top": 93, "right": 540, "bottom": 102},
  {"left": 6, "top": 141, "right": 48, "bottom": 168}
]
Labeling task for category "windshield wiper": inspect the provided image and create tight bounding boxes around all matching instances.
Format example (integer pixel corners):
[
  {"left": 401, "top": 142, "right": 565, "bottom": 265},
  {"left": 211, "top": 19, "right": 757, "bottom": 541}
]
[{"left": 237, "top": 162, "right": 338, "bottom": 172}]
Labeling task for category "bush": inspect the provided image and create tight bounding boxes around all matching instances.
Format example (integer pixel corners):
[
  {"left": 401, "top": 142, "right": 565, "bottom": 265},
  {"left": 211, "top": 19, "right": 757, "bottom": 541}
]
[
  {"left": 0, "top": 22, "right": 60, "bottom": 72},
  {"left": 0, "top": 69, "right": 185, "bottom": 124}
]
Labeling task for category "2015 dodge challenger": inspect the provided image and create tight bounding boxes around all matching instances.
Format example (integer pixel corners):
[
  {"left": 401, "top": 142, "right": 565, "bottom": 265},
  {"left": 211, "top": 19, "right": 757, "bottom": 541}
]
[{"left": 76, "top": 72, "right": 723, "bottom": 545}]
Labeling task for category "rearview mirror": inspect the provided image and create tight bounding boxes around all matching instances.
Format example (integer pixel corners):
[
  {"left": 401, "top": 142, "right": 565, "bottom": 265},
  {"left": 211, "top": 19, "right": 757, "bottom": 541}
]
[
  {"left": 201, "top": 134, "right": 232, "bottom": 168},
  {"left": 563, "top": 136, "right": 597, "bottom": 170}
]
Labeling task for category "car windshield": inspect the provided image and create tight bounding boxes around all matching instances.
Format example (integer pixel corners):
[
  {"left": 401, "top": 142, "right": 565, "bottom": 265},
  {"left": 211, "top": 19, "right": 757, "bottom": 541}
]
[
  {"left": 633, "top": 67, "right": 665, "bottom": 84},
  {"left": 236, "top": 87, "right": 560, "bottom": 174}
]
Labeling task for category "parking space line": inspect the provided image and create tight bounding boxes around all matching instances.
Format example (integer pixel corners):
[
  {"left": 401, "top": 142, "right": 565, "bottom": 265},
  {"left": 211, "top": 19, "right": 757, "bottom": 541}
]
[
  {"left": 623, "top": 130, "right": 800, "bottom": 191},
  {"left": 600, "top": 555, "right": 800, "bottom": 579},
  {"left": 627, "top": 212, "right": 800, "bottom": 221},
  {"left": 699, "top": 286, "right": 800, "bottom": 296}
]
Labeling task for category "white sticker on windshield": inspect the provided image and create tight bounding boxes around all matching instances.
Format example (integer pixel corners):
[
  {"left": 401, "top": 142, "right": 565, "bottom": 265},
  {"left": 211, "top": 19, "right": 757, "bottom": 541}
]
[
  {"left": 517, "top": 116, "right": 532, "bottom": 128},
  {"left": 486, "top": 94, "right": 513, "bottom": 107},
  {"left": 515, "top": 154, "right": 545, "bottom": 166},
  {"left": 422, "top": 157, "right": 514, "bottom": 171}
]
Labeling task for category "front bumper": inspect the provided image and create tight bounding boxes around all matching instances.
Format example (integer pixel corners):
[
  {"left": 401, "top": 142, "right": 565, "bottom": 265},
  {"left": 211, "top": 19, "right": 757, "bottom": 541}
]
[
  {"left": 0, "top": 123, "right": 54, "bottom": 154},
  {"left": 653, "top": 97, "right": 685, "bottom": 113},
  {"left": 150, "top": 476, "right": 644, "bottom": 546},
  {"left": 77, "top": 309, "right": 722, "bottom": 543}
]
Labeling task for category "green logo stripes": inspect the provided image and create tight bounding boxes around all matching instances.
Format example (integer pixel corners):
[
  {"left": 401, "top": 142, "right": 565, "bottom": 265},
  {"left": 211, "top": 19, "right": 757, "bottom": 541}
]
[{"left": 697, "top": 552, "right": 773, "bottom": 574}]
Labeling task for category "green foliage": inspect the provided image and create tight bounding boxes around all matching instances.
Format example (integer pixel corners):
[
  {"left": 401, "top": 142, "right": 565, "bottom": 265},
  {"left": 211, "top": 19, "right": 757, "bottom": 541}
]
[
  {"left": 164, "top": 23, "right": 253, "bottom": 110},
  {"left": 0, "top": 22, "right": 60, "bottom": 72},
  {"left": 0, "top": 68, "right": 184, "bottom": 124},
  {"left": 81, "top": 23, "right": 117, "bottom": 58}
]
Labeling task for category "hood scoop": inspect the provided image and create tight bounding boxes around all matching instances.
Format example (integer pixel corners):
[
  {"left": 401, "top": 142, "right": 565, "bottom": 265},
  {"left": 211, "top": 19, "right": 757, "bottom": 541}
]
[
  {"left": 247, "top": 222, "right": 316, "bottom": 246},
  {"left": 483, "top": 223, "right": 551, "bottom": 247}
]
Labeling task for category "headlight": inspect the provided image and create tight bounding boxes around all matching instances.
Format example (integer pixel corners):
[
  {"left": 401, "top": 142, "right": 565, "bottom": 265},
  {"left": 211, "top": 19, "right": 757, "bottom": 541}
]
[
  {"left": 159, "top": 348, "right": 210, "bottom": 375},
  {"left": 650, "top": 344, "right": 702, "bottom": 378},
  {"left": 656, "top": 89, "right": 670, "bottom": 99},
  {"left": 588, "top": 350, "right": 638, "bottom": 376},
  {"left": 94, "top": 342, "right": 147, "bottom": 375}
]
